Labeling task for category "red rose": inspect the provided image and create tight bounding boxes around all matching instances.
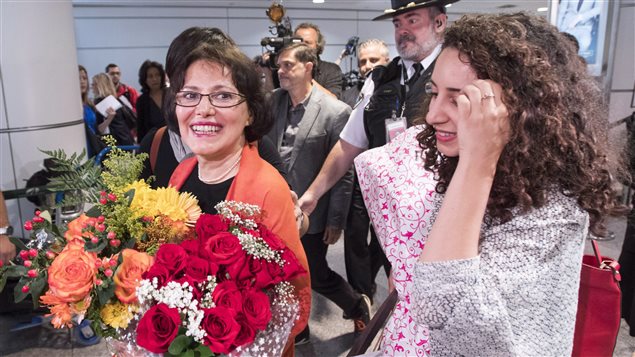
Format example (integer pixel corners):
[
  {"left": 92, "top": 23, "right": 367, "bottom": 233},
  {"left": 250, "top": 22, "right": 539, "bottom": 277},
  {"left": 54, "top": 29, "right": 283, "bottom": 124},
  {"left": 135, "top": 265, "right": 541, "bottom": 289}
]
[
  {"left": 142, "top": 264, "right": 172, "bottom": 288},
  {"left": 186, "top": 256, "right": 219, "bottom": 283},
  {"left": 251, "top": 258, "right": 276, "bottom": 290},
  {"left": 196, "top": 214, "right": 229, "bottom": 240},
  {"left": 201, "top": 307, "right": 240, "bottom": 354},
  {"left": 200, "top": 232, "right": 244, "bottom": 265},
  {"left": 280, "top": 248, "right": 307, "bottom": 281},
  {"left": 155, "top": 244, "right": 188, "bottom": 278},
  {"left": 136, "top": 303, "right": 181, "bottom": 353},
  {"left": 179, "top": 238, "right": 200, "bottom": 257},
  {"left": 233, "top": 312, "right": 256, "bottom": 348},
  {"left": 224, "top": 252, "right": 252, "bottom": 282},
  {"left": 259, "top": 225, "right": 285, "bottom": 250},
  {"left": 212, "top": 281, "right": 242, "bottom": 311},
  {"left": 242, "top": 288, "right": 272, "bottom": 330}
]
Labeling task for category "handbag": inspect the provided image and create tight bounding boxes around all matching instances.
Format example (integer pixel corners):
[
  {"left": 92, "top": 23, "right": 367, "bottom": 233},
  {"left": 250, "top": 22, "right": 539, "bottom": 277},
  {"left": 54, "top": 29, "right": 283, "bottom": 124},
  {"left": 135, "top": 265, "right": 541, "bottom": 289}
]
[
  {"left": 347, "top": 290, "right": 398, "bottom": 356},
  {"left": 572, "top": 240, "right": 621, "bottom": 357}
]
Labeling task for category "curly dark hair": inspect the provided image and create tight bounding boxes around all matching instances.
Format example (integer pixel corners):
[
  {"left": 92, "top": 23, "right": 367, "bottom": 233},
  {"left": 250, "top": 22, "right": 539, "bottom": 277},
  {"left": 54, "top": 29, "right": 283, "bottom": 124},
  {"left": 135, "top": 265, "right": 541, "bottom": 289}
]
[
  {"left": 164, "top": 27, "right": 272, "bottom": 142},
  {"left": 416, "top": 13, "right": 621, "bottom": 236},
  {"left": 138, "top": 60, "right": 166, "bottom": 93}
]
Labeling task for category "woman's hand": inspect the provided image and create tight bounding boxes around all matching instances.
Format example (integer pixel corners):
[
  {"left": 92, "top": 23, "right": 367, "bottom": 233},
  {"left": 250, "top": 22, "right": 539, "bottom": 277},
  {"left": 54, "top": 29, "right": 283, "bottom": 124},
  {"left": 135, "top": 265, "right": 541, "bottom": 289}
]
[
  {"left": 98, "top": 107, "right": 117, "bottom": 134},
  {"left": 456, "top": 80, "right": 510, "bottom": 175}
]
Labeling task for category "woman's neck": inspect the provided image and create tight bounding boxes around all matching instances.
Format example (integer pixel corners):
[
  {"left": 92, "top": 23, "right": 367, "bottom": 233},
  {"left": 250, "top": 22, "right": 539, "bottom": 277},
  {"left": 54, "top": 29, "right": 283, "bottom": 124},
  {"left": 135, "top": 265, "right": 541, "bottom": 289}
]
[{"left": 197, "top": 143, "right": 244, "bottom": 184}]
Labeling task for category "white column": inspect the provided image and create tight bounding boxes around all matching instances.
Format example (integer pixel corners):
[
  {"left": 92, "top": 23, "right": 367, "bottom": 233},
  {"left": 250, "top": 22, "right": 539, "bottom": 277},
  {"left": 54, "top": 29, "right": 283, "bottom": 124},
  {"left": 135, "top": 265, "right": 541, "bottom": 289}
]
[{"left": 0, "top": 0, "right": 85, "bottom": 237}]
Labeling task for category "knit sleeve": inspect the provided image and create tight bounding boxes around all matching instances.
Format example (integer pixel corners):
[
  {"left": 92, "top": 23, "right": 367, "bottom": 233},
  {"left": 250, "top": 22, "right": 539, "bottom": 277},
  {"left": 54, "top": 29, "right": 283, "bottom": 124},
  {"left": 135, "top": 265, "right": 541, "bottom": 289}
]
[{"left": 410, "top": 192, "right": 588, "bottom": 356}]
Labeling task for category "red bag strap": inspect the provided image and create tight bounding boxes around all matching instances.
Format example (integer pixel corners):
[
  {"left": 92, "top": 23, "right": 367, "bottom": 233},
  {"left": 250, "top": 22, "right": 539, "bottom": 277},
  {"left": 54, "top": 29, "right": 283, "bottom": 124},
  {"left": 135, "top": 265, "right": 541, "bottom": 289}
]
[
  {"left": 168, "top": 156, "right": 197, "bottom": 191},
  {"left": 150, "top": 126, "right": 167, "bottom": 174},
  {"left": 590, "top": 239, "right": 621, "bottom": 282}
]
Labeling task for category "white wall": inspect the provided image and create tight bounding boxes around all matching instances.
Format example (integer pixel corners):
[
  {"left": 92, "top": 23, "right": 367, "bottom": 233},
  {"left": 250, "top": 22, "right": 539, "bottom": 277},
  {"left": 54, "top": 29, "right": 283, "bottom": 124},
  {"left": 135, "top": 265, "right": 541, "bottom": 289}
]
[{"left": 73, "top": 4, "right": 398, "bottom": 92}]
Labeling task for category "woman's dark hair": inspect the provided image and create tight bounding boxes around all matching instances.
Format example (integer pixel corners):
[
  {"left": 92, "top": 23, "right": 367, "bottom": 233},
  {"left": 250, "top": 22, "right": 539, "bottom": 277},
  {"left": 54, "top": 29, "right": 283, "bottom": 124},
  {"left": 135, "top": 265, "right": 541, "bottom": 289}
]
[
  {"left": 138, "top": 60, "right": 166, "bottom": 93},
  {"left": 164, "top": 27, "right": 271, "bottom": 142},
  {"left": 416, "top": 12, "right": 622, "bottom": 236}
]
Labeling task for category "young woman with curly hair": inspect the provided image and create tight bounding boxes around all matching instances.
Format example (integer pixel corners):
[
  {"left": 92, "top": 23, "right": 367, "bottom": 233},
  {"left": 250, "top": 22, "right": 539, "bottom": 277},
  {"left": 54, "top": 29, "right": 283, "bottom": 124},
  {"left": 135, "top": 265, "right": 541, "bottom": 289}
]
[{"left": 354, "top": 12, "right": 623, "bottom": 356}]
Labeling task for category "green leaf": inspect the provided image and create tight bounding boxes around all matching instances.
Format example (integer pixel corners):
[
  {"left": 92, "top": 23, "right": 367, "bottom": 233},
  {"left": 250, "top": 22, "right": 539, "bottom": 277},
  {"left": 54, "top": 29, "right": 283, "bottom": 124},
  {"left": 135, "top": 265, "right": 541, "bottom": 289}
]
[
  {"left": 194, "top": 344, "right": 213, "bottom": 357},
  {"left": 9, "top": 237, "right": 28, "bottom": 251},
  {"left": 97, "top": 283, "right": 115, "bottom": 305},
  {"left": 39, "top": 211, "right": 53, "bottom": 223},
  {"left": 85, "top": 205, "right": 102, "bottom": 218},
  {"left": 122, "top": 238, "right": 136, "bottom": 250},
  {"left": 181, "top": 350, "right": 194, "bottom": 357},
  {"left": 168, "top": 335, "right": 193, "bottom": 355},
  {"left": 29, "top": 274, "right": 47, "bottom": 309},
  {"left": 4, "top": 265, "right": 27, "bottom": 278},
  {"left": 0, "top": 273, "right": 7, "bottom": 293},
  {"left": 85, "top": 239, "right": 107, "bottom": 253},
  {"left": 50, "top": 223, "right": 62, "bottom": 238},
  {"left": 14, "top": 278, "right": 29, "bottom": 303}
]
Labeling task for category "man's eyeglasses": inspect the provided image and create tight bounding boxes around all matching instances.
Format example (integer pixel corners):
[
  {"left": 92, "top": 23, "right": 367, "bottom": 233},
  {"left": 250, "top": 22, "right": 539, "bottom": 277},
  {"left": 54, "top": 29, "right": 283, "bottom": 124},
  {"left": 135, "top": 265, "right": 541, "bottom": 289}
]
[{"left": 175, "top": 91, "right": 246, "bottom": 108}]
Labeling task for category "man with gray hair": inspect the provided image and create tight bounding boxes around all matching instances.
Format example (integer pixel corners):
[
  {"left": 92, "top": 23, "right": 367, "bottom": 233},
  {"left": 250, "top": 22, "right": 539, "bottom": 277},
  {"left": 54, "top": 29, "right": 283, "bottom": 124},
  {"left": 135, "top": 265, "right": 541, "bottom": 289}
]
[{"left": 341, "top": 39, "right": 391, "bottom": 107}]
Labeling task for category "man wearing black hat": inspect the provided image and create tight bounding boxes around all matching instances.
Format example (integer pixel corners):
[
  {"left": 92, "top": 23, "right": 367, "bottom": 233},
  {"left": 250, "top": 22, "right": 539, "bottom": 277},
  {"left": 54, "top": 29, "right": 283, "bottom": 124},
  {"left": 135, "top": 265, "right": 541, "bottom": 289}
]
[{"left": 298, "top": 1, "right": 457, "bottom": 352}]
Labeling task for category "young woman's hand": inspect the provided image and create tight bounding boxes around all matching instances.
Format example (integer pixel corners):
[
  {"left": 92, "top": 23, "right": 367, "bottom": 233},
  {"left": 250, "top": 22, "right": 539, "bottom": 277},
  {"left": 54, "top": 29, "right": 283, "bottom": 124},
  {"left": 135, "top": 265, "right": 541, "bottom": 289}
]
[{"left": 456, "top": 80, "right": 510, "bottom": 174}]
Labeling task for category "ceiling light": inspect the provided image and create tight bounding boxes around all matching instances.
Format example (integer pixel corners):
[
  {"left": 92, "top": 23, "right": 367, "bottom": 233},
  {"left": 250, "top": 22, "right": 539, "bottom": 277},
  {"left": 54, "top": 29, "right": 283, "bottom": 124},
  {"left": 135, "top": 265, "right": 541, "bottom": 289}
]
[
  {"left": 537, "top": 7, "right": 548, "bottom": 12},
  {"left": 445, "top": 3, "right": 452, "bottom": 7},
  {"left": 313, "top": 0, "right": 324, "bottom": 3}
]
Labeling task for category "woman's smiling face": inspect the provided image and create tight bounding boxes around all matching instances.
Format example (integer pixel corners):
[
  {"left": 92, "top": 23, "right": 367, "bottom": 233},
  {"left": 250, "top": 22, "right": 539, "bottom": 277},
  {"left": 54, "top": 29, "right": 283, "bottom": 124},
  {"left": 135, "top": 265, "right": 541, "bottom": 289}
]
[
  {"left": 176, "top": 60, "right": 249, "bottom": 161},
  {"left": 425, "top": 47, "right": 478, "bottom": 157}
]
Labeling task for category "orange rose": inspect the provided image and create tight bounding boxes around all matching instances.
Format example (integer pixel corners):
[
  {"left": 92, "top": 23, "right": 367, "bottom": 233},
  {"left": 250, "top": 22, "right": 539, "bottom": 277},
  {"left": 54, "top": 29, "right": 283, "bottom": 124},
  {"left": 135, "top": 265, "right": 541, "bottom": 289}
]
[
  {"left": 47, "top": 240, "right": 98, "bottom": 302},
  {"left": 64, "top": 214, "right": 96, "bottom": 243},
  {"left": 114, "top": 249, "right": 154, "bottom": 304}
]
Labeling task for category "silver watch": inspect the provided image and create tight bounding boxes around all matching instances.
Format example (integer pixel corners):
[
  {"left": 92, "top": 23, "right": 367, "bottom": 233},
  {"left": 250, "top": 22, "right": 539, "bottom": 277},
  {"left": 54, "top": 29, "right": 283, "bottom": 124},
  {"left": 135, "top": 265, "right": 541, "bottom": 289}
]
[{"left": 0, "top": 225, "right": 13, "bottom": 235}]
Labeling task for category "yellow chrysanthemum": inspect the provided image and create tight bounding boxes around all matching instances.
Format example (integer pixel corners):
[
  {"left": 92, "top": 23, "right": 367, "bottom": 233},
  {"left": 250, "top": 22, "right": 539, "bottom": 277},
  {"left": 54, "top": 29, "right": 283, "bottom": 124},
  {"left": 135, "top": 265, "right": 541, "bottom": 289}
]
[
  {"left": 100, "top": 301, "right": 138, "bottom": 329},
  {"left": 154, "top": 187, "right": 201, "bottom": 226},
  {"left": 126, "top": 180, "right": 159, "bottom": 218}
]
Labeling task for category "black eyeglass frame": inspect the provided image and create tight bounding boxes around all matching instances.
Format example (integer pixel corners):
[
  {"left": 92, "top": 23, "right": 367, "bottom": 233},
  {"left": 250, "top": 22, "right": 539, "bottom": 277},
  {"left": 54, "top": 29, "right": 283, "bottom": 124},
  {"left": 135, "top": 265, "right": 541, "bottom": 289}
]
[{"left": 175, "top": 91, "right": 247, "bottom": 108}]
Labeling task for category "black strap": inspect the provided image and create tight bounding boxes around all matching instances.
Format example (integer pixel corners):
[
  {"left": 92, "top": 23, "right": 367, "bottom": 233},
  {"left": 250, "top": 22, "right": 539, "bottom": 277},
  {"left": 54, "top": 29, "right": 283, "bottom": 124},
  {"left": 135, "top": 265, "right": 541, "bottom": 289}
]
[{"left": 347, "top": 290, "right": 399, "bottom": 356}]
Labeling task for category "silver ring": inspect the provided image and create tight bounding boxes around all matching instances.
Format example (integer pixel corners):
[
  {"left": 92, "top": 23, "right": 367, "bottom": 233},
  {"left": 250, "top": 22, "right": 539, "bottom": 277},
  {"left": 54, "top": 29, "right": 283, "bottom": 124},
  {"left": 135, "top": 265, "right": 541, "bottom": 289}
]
[{"left": 482, "top": 94, "right": 495, "bottom": 100}]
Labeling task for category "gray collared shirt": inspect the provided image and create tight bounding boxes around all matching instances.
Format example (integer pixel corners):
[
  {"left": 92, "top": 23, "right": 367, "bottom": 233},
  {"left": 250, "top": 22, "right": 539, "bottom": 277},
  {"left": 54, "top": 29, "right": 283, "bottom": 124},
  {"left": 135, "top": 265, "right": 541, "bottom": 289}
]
[{"left": 280, "top": 91, "right": 312, "bottom": 170}]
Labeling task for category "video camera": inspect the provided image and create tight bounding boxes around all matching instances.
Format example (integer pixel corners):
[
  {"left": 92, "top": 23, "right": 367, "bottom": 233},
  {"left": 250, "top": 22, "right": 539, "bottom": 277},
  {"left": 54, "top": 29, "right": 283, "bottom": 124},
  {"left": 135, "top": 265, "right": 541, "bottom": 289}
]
[{"left": 260, "top": 2, "right": 303, "bottom": 70}]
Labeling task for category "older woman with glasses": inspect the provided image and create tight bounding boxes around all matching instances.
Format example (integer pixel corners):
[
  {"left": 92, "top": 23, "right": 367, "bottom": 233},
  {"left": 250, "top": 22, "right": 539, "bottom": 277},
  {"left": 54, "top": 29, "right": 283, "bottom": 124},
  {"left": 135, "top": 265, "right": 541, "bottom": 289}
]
[{"left": 161, "top": 27, "right": 310, "bottom": 356}]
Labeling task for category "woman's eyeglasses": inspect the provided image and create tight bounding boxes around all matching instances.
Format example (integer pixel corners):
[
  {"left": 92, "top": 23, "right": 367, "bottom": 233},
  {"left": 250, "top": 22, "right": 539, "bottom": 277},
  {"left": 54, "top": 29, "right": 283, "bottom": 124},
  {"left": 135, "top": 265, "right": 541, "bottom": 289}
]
[{"left": 175, "top": 91, "right": 246, "bottom": 108}]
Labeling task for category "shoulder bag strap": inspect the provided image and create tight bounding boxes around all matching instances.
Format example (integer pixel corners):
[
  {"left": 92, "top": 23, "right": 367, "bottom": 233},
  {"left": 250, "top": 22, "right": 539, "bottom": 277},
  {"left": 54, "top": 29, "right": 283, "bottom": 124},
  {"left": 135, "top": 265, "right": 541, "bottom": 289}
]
[
  {"left": 347, "top": 290, "right": 399, "bottom": 356},
  {"left": 150, "top": 126, "right": 166, "bottom": 174}
]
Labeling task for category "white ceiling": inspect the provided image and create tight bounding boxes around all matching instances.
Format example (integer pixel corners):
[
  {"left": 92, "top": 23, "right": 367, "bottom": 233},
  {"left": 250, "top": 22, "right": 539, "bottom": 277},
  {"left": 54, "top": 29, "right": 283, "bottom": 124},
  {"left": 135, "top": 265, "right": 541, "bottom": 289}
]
[{"left": 74, "top": 0, "right": 553, "bottom": 15}]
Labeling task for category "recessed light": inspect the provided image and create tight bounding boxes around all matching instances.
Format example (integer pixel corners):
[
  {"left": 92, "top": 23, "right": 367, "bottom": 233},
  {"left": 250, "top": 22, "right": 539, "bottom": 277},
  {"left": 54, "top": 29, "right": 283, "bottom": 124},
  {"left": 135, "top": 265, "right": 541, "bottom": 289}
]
[
  {"left": 313, "top": 0, "right": 324, "bottom": 3},
  {"left": 537, "top": 7, "right": 548, "bottom": 12}
]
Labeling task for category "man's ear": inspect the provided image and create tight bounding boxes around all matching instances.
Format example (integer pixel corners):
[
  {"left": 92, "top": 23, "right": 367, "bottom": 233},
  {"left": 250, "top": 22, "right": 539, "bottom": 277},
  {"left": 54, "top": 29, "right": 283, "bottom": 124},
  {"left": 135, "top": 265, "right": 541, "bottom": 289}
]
[
  {"left": 434, "top": 14, "right": 447, "bottom": 34},
  {"left": 305, "top": 61, "right": 314, "bottom": 76}
]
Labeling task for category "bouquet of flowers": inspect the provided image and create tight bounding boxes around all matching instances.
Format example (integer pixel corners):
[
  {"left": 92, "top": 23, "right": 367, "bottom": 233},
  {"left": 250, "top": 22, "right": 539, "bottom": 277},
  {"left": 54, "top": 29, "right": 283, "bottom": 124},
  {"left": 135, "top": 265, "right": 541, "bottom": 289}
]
[
  {"left": 131, "top": 201, "right": 306, "bottom": 356},
  {"left": 0, "top": 144, "right": 201, "bottom": 337}
]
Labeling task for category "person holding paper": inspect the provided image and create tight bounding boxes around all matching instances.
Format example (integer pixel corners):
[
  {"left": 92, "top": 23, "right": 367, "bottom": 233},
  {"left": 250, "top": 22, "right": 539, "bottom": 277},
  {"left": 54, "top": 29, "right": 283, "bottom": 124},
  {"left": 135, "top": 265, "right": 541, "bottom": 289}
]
[
  {"left": 106, "top": 63, "right": 139, "bottom": 112},
  {"left": 91, "top": 73, "right": 135, "bottom": 146}
]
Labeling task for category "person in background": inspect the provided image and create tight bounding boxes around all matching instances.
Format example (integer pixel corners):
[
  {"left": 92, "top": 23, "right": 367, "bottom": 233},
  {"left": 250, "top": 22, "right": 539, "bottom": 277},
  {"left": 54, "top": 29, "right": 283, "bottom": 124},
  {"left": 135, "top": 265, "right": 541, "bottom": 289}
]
[
  {"left": 79, "top": 65, "right": 101, "bottom": 157},
  {"left": 341, "top": 39, "right": 391, "bottom": 108},
  {"left": 106, "top": 63, "right": 139, "bottom": 111},
  {"left": 136, "top": 60, "right": 167, "bottom": 142},
  {"left": 162, "top": 27, "right": 310, "bottom": 356},
  {"left": 0, "top": 192, "right": 16, "bottom": 265},
  {"left": 399, "top": 13, "right": 618, "bottom": 355},
  {"left": 294, "top": 23, "right": 344, "bottom": 99},
  {"left": 267, "top": 43, "right": 366, "bottom": 344},
  {"left": 91, "top": 73, "right": 135, "bottom": 146}
]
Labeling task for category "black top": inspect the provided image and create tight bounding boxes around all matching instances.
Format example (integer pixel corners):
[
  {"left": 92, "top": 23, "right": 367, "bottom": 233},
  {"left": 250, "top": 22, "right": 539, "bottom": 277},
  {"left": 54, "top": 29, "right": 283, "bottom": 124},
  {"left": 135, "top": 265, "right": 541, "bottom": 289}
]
[
  {"left": 136, "top": 93, "right": 166, "bottom": 142},
  {"left": 180, "top": 170, "right": 234, "bottom": 214},
  {"left": 94, "top": 97, "right": 135, "bottom": 146},
  {"left": 315, "top": 59, "right": 344, "bottom": 99},
  {"left": 139, "top": 128, "right": 287, "bottom": 188}
]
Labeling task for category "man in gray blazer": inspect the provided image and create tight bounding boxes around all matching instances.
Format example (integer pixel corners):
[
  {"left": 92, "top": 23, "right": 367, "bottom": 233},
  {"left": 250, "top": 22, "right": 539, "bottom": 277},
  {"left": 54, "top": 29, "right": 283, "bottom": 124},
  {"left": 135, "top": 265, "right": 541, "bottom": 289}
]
[{"left": 267, "top": 43, "right": 370, "bottom": 344}]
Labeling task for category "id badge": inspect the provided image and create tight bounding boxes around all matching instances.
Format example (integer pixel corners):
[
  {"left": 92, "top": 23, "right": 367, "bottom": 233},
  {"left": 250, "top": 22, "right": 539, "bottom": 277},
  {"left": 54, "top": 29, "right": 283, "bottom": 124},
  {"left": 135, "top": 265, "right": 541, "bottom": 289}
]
[{"left": 385, "top": 116, "right": 407, "bottom": 143}]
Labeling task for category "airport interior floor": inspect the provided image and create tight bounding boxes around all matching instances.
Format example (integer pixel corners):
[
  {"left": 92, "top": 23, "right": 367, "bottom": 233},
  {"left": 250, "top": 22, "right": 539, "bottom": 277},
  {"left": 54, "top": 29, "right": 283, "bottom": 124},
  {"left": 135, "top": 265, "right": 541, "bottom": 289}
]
[{"left": 1, "top": 216, "right": 634, "bottom": 357}]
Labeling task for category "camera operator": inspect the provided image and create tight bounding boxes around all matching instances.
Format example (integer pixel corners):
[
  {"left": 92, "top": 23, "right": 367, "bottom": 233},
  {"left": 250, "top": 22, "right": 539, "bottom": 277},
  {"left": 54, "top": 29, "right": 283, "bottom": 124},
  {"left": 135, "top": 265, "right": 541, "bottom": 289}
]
[
  {"left": 341, "top": 39, "right": 391, "bottom": 108},
  {"left": 294, "top": 23, "right": 343, "bottom": 99}
]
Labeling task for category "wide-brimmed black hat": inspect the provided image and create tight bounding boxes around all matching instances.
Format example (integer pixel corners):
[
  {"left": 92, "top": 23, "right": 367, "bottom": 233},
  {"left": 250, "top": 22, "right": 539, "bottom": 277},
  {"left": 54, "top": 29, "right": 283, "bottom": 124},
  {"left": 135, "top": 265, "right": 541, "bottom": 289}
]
[{"left": 373, "top": 0, "right": 460, "bottom": 21}]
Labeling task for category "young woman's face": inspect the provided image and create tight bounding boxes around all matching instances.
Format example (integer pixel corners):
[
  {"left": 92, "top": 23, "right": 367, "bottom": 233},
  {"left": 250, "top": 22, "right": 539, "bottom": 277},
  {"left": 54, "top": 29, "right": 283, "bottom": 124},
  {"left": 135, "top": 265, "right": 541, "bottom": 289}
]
[
  {"left": 425, "top": 47, "right": 478, "bottom": 157},
  {"left": 176, "top": 60, "right": 250, "bottom": 161},
  {"left": 79, "top": 70, "right": 89, "bottom": 95},
  {"left": 146, "top": 67, "right": 162, "bottom": 91}
]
